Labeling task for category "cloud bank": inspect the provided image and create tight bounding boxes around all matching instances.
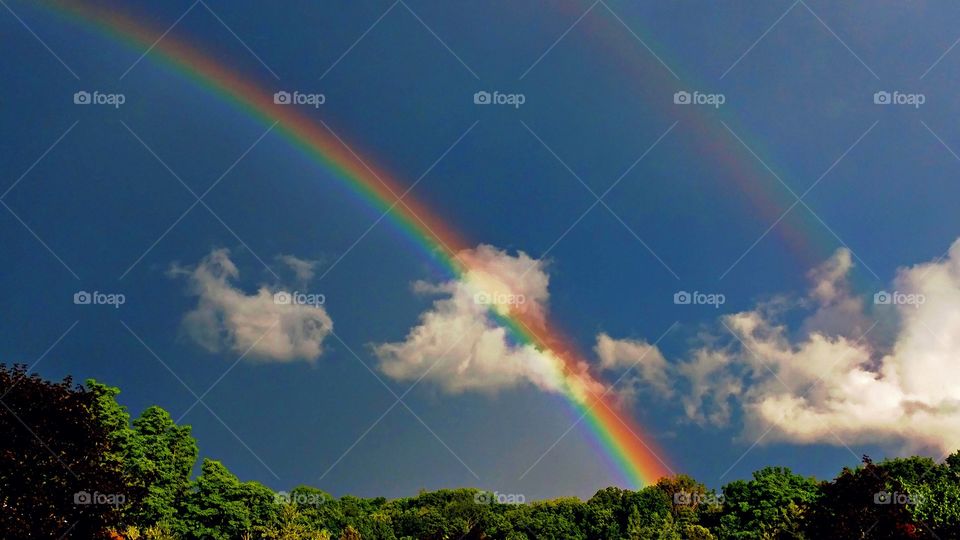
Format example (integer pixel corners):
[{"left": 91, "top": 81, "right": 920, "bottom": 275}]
[
  {"left": 171, "top": 249, "right": 333, "bottom": 363},
  {"left": 603, "top": 240, "right": 960, "bottom": 454}
]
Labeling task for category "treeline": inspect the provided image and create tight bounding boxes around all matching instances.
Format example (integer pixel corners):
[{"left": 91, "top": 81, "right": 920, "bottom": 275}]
[{"left": 2, "top": 364, "right": 959, "bottom": 539}]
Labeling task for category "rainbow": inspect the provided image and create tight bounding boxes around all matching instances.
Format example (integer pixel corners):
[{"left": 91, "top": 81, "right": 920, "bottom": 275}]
[
  {"left": 42, "top": 1, "right": 673, "bottom": 487},
  {"left": 558, "top": 1, "right": 841, "bottom": 269}
]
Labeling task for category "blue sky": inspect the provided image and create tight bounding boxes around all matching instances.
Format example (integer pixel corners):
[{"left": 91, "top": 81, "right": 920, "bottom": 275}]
[{"left": 4, "top": 0, "right": 960, "bottom": 501}]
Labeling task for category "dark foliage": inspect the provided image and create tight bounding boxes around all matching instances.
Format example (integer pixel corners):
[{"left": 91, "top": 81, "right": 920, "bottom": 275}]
[{"left": 0, "top": 364, "right": 136, "bottom": 539}]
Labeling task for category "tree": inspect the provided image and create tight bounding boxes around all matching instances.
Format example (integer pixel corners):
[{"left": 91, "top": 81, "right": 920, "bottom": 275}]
[
  {"left": 586, "top": 486, "right": 632, "bottom": 538},
  {"left": 717, "top": 466, "right": 818, "bottom": 539},
  {"left": 684, "top": 524, "right": 716, "bottom": 540},
  {"left": 0, "top": 364, "right": 135, "bottom": 538},
  {"left": 86, "top": 380, "right": 136, "bottom": 471},
  {"left": 128, "top": 406, "right": 198, "bottom": 530},
  {"left": 264, "top": 502, "right": 331, "bottom": 540},
  {"left": 182, "top": 459, "right": 278, "bottom": 539},
  {"left": 656, "top": 474, "right": 712, "bottom": 529},
  {"left": 339, "top": 524, "right": 361, "bottom": 540},
  {"left": 898, "top": 452, "right": 960, "bottom": 539},
  {"left": 805, "top": 456, "right": 922, "bottom": 539}
]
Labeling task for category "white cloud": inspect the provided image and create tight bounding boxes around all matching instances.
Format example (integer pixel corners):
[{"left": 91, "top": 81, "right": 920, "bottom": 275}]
[
  {"left": 374, "top": 244, "right": 602, "bottom": 400},
  {"left": 677, "top": 347, "right": 742, "bottom": 426},
  {"left": 172, "top": 249, "right": 333, "bottom": 363},
  {"left": 671, "top": 241, "right": 960, "bottom": 454},
  {"left": 276, "top": 254, "right": 319, "bottom": 284},
  {"left": 594, "top": 333, "right": 671, "bottom": 397},
  {"left": 801, "top": 249, "right": 870, "bottom": 338}
]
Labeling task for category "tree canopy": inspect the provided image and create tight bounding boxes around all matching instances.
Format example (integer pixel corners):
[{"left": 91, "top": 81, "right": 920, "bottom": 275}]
[{"left": 2, "top": 363, "right": 959, "bottom": 539}]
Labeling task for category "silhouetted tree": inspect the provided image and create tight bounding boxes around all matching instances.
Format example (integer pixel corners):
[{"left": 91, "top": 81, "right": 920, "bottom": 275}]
[
  {"left": 0, "top": 364, "right": 134, "bottom": 538},
  {"left": 805, "top": 456, "right": 923, "bottom": 539}
]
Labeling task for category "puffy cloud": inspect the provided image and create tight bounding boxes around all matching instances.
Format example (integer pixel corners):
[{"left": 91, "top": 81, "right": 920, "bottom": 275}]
[
  {"left": 374, "top": 245, "right": 601, "bottom": 399},
  {"left": 808, "top": 247, "right": 853, "bottom": 303},
  {"left": 171, "top": 249, "right": 333, "bottom": 363},
  {"left": 801, "top": 249, "right": 870, "bottom": 338},
  {"left": 594, "top": 333, "right": 671, "bottom": 397},
  {"left": 677, "top": 347, "right": 742, "bottom": 426},
  {"left": 673, "top": 241, "right": 960, "bottom": 454}
]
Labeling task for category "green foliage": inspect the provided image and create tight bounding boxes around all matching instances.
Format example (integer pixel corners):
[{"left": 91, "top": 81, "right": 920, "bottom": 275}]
[
  {"left": 685, "top": 523, "right": 716, "bottom": 540},
  {"left": 338, "top": 524, "right": 361, "bottom": 540},
  {"left": 717, "top": 466, "right": 818, "bottom": 539},
  {"left": 263, "top": 503, "right": 331, "bottom": 540},
  {"left": 182, "top": 459, "right": 278, "bottom": 539},
  {"left": 897, "top": 452, "right": 960, "bottom": 539},
  {"left": 9, "top": 369, "right": 960, "bottom": 540},
  {"left": 86, "top": 380, "right": 136, "bottom": 467},
  {"left": 129, "top": 406, "right": 199, "bottom": 530}
]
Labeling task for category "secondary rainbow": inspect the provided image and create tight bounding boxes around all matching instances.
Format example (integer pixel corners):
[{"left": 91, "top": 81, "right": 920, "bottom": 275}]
[
  {"left": 554, "top": 1, "right": 842, "bottom": 268},
  {"left": 44, "top": 1, "right": 673, "bottom": 487}
]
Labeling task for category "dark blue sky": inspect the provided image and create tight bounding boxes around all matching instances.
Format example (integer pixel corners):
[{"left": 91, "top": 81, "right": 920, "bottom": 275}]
[{"left": 3, "top": 0, "right": 960, "bottom": 500}]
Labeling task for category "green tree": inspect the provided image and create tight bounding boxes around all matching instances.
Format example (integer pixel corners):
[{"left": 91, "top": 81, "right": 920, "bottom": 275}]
[
  {"left": 339, "top": 524, "right": 361, "bottom": 540},
  {"left": 656, "top": 474, "right": 711, "bottom": 528},
  {"left": 265, "top": 502, "right": 332, "bottom": 540},
  {"left": 86, "top": 380, "right": 137, "bottom": 471},
  {"left": 129, "top": 405, "right": 199, "bottom": 530},
  {"left": 898, "top": 452, "right": 960, "bottom": 539},
  {"left": 685, "top": 523, "right": 716, "bottom": 540},
  {"left": 183, "top": 458, "right": 278, "bottom": 539},
  {"left": 717, "top": 466, "right": 818, "bottom": 539}
]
